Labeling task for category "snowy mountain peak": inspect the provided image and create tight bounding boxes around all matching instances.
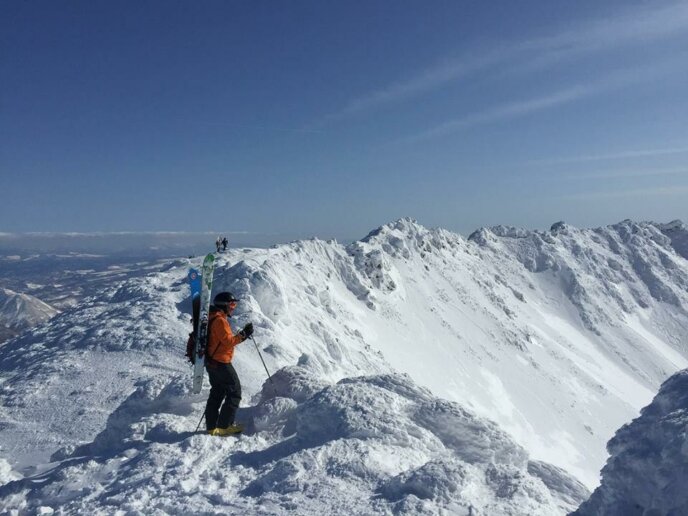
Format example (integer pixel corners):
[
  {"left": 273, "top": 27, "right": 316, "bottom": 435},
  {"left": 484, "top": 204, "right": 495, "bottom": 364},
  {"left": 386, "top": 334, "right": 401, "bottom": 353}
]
[
  {"left": 658, "top": 219, "right": 686, "bottom": 232},
  {"left": 656, "top": 219, "right": 688, "bottom": 259},
  {"left": 0, "top": 288, "right": 58, "bottom": 341},
  {"left": 360, "top": 217, "right": 431, "bottom": 247},
  {"left": 357, "top": 217, "right": 463, "bottom": 260}
]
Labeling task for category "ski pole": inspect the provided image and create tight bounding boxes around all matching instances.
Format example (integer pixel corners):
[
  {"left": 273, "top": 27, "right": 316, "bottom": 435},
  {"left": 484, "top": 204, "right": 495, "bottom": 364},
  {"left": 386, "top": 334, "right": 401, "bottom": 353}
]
[
  {"left": 249, "top": 335, "right": 275, "bottom": 386},
  {"left": 195, "top": 411, "right": 205, "bottom": 433}
]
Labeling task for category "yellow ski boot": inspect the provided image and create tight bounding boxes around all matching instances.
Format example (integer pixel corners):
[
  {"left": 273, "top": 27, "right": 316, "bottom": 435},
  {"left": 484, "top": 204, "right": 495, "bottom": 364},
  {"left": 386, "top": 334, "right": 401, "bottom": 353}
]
[{"left": 210, "top": 423, "right": 244, "bottom": 436}]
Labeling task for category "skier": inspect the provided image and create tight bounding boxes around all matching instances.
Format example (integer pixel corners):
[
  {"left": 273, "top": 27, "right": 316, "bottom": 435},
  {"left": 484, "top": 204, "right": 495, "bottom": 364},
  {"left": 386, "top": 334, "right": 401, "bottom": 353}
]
[
  {"left": 222, "top": 237, "right": 228, "bottom": 252},
  {"left": 215, "top": 237, "right": 222, "bottom": 253},
  {"left": 204, "top": 291, "right": 253, "bottom": 435}
]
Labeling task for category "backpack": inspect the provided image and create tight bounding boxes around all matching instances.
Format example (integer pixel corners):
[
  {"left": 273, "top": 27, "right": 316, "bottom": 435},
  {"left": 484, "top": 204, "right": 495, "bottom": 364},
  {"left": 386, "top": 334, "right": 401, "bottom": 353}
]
[{"left": 185, "top": 317, "right": 219, "bottom": 365}]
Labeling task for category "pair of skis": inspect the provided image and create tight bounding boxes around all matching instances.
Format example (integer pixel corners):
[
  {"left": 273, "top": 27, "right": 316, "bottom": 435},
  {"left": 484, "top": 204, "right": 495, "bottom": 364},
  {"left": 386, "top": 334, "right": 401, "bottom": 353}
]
[
  {"left": 188, "top": 253, "right": 216, "bottom": 394},
  {"left": 188, "top": 253, "right": 274, "bottom": 399}
]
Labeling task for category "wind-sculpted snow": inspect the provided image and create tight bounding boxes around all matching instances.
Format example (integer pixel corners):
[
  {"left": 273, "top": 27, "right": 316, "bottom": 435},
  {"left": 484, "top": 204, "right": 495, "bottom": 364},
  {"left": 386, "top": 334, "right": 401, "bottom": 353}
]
[
  {"left": 0, "top": 217, "right": 687, "bottom": 503},
  {"left": 572, "top": 368, "right": 688, "bottom": 516},
  {"left": 0, "top": 369, "right": 588, "bottom": 514},
  {"left": 209, "top": 242, "right": 391, "bottom": 382}
]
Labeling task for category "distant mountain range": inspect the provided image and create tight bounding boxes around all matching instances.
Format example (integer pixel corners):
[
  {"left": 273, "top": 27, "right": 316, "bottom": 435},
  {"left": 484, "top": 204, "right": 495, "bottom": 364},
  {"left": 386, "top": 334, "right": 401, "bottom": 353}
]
[{"left": 0, "top": 230, "right": 305, "bottom": 255}]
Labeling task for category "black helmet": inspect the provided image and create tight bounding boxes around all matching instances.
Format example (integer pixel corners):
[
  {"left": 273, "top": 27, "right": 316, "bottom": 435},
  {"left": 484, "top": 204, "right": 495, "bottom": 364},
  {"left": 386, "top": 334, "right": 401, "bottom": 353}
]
[{"left": 214, "top": 292, "right": 238, "bottom": 308}]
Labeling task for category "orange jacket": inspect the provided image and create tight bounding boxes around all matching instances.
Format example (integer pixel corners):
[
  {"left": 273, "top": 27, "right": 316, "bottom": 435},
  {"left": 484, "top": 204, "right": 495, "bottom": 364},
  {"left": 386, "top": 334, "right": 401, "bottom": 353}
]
[{"left": 206, "top": 311, "right": 244, "bottom": 364}]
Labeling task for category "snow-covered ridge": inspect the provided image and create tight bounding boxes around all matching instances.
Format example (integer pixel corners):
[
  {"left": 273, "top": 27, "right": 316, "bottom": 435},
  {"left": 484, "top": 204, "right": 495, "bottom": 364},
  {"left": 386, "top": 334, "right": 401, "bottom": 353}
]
[
  {"left": 0, "top": 217, "right": 687, "bottom": 510},
  {"left": 230, "top": 217, "right": 687, "bottom": 487},
  {"left": 572, "top": 368, "right": 688, "bottom": 515},
  {"left": 467, "top": 219, "right": 688, "bottom": 333}
]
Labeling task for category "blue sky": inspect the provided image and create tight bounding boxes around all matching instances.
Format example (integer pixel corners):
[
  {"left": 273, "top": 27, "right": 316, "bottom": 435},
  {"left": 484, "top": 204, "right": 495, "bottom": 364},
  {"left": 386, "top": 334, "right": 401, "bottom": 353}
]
[{"left": 2, "top": 0, "right": 687, "bottom": 242}]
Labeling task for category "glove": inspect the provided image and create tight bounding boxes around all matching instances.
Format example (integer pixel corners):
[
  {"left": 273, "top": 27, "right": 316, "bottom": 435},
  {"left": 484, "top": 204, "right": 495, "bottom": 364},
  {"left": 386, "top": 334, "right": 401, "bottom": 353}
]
[{"left": 239, "top": 322, "right": 254, "bottom": 340}]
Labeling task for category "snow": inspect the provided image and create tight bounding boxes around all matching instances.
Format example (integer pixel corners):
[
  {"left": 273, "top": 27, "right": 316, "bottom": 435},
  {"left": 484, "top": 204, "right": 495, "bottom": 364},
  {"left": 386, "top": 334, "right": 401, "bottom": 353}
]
[
  {"left": 349, "top": 218, "right": 687, "bottom": 487},
  {"left": 0, "top": 288, "right": 58, "bottom": 342},
  {"left": 657, "top": 220, "right": 688, "bottom": 259},
  {"left": 0, "top": 288, "right": 58, "bottom": 328},
  {"left": 573, "top": 368, "right": 688, "bottom": 515},
  {"left": 0, "top": 369, "right": 588, "bottom": 514},
  {"left": 0, "top": 217, "right": 687, "bottom": 513},
  {"left": 625, "top": 313, "right": 688, "bottom": 368}
]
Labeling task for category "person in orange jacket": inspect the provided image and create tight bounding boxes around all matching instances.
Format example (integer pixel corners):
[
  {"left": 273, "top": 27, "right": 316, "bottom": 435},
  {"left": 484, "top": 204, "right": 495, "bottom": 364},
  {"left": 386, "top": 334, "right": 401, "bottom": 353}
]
[{"left": 204, "top": 291, "right": 253, "bottom": 436}]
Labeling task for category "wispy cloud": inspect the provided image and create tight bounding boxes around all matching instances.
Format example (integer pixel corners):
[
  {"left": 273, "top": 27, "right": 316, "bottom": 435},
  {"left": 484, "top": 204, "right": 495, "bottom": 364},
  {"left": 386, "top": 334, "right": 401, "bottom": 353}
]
[
  {"left": 402, "top": 85, "right": 590, "bottom": 142},
  {"left": 563, "top": 167, "right": 688, "bottom": 180},
  {"left": 319, "top": 1, "right": 688, "bottom": 123},
  {"left": 327, "top": 49, "right": 512, "bottom": 121},
  {"left": 516, "top": 1, "right": 688, "bottom": 73},
  {"left": 544, "top": 1, "right": 688, "bottom": 53},
  {"left": 529, "top": 146, "right": 688, "bottom": 165},
  {"left": 399, "top": 57, "right": 682, "bottom": 142}
]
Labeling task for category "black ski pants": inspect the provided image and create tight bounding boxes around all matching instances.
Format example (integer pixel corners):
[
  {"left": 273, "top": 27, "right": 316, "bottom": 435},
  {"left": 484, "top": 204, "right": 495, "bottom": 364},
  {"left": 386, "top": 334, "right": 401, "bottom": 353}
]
[{"left": 205, "top": 361, "right": 241, "bottom": 431}]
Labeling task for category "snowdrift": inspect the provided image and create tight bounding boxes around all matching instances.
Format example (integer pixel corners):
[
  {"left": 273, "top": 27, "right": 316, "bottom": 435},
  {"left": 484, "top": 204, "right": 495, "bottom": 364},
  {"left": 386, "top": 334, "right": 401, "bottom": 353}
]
[
  {"left": 572, "top": 368, "right": 688, "bottom": 516},
  {"left": 0, "top": 368, "right": 588, "bottom": 514}
]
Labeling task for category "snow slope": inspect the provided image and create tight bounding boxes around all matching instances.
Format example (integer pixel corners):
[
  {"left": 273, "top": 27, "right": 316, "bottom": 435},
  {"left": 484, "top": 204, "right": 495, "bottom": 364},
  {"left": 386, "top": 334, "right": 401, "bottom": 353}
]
[
  {"left": 0, "top": 288, "right": 58, "bottom": 342},
  {"left": 572, "top": 368, "right": 688, "bottom": 515},
  {"left": 0, "top": 218, "right": 686, "bottom": 513},
  {"left": 0, "top": 258, "right": 194, "bottom": 468}
]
